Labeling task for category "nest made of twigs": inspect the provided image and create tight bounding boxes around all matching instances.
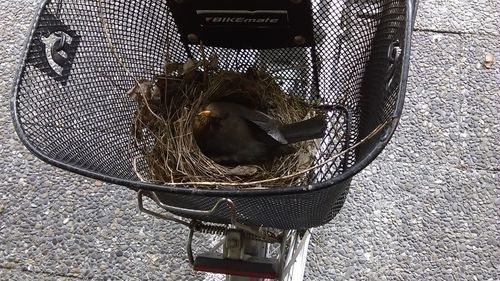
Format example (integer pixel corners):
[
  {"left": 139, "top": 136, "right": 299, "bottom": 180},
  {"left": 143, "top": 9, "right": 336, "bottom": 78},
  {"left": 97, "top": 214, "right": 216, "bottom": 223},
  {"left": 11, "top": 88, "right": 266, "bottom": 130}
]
[{"left": 128, "top": 55, "right": 322, "bottom": 188}]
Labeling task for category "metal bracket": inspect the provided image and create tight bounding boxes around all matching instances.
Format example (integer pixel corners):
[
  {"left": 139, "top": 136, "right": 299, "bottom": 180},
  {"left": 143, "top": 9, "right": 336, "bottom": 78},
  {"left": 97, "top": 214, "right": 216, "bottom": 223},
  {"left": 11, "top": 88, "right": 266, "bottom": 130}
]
[
  {"left": 137, "top": 189, "right": 191, "bottom": 227},
  {"left": 137, "top": 190, "right": 278, "bottom": 241},
  {"left": 385, "top": 40, "right": 402, "bottom": 92}
]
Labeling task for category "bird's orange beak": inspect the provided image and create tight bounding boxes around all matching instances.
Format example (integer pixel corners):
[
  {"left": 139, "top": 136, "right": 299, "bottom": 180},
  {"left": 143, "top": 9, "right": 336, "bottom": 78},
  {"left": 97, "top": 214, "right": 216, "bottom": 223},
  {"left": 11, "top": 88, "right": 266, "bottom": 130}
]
[{"left": 197, "top": 110, "right": 211, "bottom": 118}]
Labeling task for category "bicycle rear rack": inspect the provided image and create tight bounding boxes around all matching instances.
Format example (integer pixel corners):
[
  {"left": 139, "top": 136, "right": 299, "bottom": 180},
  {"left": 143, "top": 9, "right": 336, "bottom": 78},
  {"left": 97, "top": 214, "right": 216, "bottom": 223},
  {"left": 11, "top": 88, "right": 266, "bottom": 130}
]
[{"left": 137, "top": 190, "right": 309, "bottom": 280}]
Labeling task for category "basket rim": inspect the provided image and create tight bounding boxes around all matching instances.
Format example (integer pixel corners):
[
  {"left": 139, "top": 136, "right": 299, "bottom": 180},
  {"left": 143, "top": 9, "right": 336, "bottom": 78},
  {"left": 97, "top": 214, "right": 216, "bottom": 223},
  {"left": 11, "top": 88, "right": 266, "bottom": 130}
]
[{"left": 10, "top": 0, "right": 416, "bottom": 197}]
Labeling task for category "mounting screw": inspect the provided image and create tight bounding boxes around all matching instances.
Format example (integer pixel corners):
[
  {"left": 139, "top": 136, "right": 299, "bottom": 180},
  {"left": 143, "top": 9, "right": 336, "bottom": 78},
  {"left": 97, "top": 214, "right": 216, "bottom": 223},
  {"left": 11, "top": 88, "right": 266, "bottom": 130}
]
[
  {"left": 294, "top": 35, "right": 306, "bottom": 46},
  {"left": 187, "top": 33, "right": 199, "bottom": 44}
]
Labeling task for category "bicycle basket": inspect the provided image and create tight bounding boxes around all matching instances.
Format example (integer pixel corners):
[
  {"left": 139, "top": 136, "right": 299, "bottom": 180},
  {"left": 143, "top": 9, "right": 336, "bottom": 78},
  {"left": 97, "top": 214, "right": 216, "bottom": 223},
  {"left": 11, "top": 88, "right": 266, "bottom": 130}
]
[{"left": 11, "top": 0, "right": 416, "bottom": 229}]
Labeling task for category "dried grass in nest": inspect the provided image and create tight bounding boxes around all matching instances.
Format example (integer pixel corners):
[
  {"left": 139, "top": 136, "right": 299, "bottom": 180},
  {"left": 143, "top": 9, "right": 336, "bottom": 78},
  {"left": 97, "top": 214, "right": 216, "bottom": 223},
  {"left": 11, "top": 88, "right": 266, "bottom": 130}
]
[
  {"left": 96, "top": 4, "right": 391, "bottom": 189},
  {"left": 129, "top": 57, "right": 321, "bottom": 188}
]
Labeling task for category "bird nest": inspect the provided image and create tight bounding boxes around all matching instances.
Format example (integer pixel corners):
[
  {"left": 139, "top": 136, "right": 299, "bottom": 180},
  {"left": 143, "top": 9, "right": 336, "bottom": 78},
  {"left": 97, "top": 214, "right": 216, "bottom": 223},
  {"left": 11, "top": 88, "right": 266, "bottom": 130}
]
[{"left": 128, "top": 55, "right": 323, "bottom": 188}]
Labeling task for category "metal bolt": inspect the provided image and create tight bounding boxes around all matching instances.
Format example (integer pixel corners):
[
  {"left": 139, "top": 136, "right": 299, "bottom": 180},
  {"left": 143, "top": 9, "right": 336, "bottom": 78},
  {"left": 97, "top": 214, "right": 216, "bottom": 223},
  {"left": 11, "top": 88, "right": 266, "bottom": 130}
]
[
  {"left": 387, "top": 40, "right": 400, "bottom": 63},
  {"left": 187, "top": 33, "right": 199, "bottom": 44},
  {"left": 294, "top": 35, "right": 306, "bottom": 46}
]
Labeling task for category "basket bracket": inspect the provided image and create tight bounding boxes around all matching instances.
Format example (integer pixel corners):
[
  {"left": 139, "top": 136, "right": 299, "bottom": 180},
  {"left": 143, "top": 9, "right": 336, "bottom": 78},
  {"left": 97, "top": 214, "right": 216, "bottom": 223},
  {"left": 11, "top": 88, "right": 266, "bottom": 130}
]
[{"left": 137, "top": 190, "right": 277, "bottom": 240}]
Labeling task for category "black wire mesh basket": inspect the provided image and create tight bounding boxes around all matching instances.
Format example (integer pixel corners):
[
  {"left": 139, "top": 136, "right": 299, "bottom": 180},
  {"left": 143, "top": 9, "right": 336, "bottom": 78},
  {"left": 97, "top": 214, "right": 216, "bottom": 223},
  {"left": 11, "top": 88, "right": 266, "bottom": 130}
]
[{"left": 11, "top": 0, "right": 416, "bottom": 230}]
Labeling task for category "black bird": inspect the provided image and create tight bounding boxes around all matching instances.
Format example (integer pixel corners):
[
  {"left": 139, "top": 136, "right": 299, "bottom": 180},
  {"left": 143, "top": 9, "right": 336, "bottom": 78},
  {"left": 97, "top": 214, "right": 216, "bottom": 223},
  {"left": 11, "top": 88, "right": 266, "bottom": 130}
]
[{"left": 192, "top": 102, "right": 327, "bottom": 165}]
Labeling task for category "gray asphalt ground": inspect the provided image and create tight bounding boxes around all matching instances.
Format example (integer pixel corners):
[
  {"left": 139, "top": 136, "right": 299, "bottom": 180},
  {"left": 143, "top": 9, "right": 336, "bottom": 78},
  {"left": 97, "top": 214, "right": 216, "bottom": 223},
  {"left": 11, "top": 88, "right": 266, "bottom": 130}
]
[{"left": 1, "top": 0, "right": 499, "bottom": 280}]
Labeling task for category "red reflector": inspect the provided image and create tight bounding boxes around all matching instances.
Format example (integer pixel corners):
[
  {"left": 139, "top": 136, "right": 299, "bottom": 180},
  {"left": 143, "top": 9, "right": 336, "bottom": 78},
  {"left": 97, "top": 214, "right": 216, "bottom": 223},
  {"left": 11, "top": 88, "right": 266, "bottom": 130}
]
[
  {"left": 193, "top": 265, "right": 277, "bottom": 279},
  {"left": 193, "top": 253, "right": 278, "bottom": 280}
]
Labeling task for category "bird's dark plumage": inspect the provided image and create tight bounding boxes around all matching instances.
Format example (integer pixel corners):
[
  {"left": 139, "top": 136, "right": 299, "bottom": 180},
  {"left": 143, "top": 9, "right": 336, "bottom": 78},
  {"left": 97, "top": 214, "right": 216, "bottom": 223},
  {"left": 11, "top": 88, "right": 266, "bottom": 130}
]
[{"left": 192, "top": 102, "right": 327, "bottom": 166}]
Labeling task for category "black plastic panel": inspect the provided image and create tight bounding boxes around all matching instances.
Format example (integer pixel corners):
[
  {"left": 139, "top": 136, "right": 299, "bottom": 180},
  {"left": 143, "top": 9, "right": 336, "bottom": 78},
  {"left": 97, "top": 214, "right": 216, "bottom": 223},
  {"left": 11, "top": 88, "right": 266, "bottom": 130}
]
[{"left": 168, "top": 0, "right": 315, "bottom": 49}]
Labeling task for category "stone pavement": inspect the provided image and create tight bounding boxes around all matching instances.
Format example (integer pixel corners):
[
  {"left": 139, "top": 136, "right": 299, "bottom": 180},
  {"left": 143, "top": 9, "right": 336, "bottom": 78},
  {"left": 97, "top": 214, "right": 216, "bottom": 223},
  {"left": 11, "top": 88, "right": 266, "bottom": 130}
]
[{"left": 0, "top": 0, "right": 498, "bottom": 280}]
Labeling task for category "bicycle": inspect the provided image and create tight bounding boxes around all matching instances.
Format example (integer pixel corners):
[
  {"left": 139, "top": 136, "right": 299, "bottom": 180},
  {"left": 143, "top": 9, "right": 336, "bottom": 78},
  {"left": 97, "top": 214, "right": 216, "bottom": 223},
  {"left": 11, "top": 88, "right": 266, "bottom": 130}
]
[{"left": 11, "top": 0, "right": 417, "bottom": 280}]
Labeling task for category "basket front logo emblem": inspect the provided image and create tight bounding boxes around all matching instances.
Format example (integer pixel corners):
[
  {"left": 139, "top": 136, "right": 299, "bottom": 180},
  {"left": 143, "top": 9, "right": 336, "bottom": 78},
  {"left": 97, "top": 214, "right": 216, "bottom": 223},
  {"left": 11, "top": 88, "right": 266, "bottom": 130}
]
[
  {"left": 29, "top": 12, "right": 80, "bottom": 86},
  {"left": 196, "top": 10, "right": 288, "bottom": 27}
]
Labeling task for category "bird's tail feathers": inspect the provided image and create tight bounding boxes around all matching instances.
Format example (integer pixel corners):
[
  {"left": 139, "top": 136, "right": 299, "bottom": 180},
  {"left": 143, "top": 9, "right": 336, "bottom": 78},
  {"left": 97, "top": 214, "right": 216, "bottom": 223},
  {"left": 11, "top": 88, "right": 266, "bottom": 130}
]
[{"left": 280, "top": 115, "right": 327, "bottom": 143}]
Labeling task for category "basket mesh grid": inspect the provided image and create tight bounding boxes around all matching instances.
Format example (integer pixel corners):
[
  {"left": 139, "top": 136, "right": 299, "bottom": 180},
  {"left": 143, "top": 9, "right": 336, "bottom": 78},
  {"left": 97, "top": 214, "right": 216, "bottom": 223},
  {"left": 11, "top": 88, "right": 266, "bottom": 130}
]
[{"left": 12, "top": 0, "right": 409, "bottom": 229}]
